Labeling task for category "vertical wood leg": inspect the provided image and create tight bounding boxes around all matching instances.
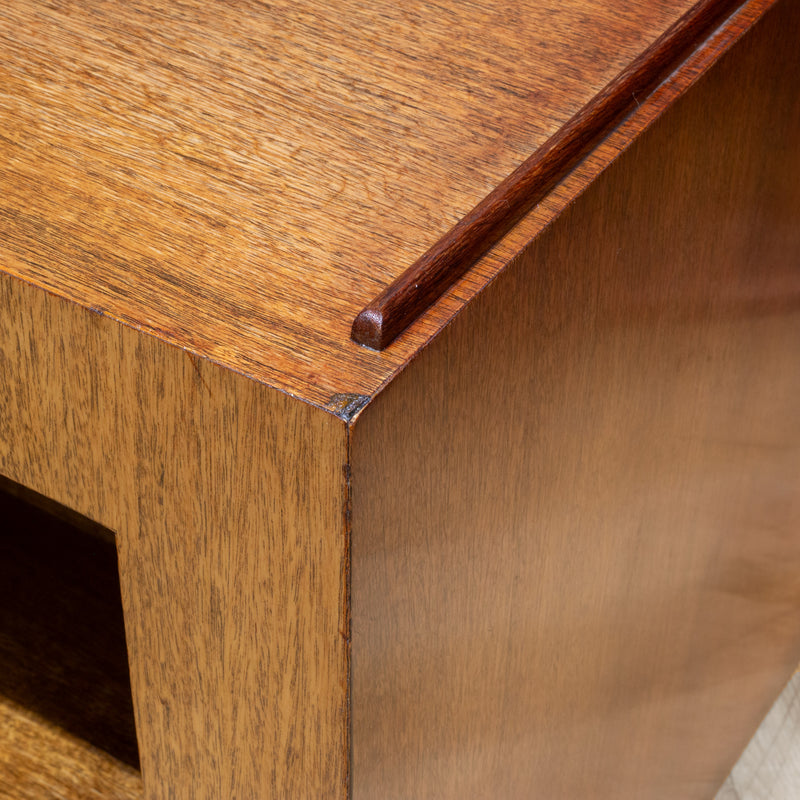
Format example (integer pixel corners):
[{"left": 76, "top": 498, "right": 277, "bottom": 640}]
[{"left": 115, "top": 357, "right": 349, "bottom": 799}]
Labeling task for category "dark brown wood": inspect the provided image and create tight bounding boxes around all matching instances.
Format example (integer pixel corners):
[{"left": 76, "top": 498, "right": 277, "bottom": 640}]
[
  {"left": 0, "top": 476, "right": 143, "bottom": 798},
  {"left": 351, "top": 0, "right": 743, "bottom": 350}
]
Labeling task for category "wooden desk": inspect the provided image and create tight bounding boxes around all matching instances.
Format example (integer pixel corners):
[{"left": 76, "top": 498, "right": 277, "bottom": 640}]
[{"left": 1, "top": 0, "right": 798, "bottom": 797}]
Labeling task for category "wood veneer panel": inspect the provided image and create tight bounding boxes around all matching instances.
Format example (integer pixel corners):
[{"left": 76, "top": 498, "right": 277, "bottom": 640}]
[
  {"left": 0, "top": 0, "right": 700, "bottom": 404},
  {"left": 116, "top": 367, "right": 350, "bottom": 800},
  {"left": 350, "top": 0, "right": 800, "bottom": 795},
  {"left": 0, "top": 274, "right": 350, "bottom": 798}
]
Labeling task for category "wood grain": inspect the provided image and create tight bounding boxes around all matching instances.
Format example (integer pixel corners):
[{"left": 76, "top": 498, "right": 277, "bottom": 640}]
[
  {"left": 351, "top": 0, "right": 743, "bottom": 350},
  {"left": 0, "top": 0, "right": 700, "bottom": 406},
  {"left": 350, "top": 0, "right": 800, "bottom": 794},
  {"left": 0, "top": 273, "right": 350, "bottom": 798},
  {"left": 0, "top": 0, "right": 794, "bottom": 797},
  {"left": 0, "top": 697, "right": 142, "bottom": 800},
  {"left": 116, "top": 364, "right": 350, "bottom": 800}
]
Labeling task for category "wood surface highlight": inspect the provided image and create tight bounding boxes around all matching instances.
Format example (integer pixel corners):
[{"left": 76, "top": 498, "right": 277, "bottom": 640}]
[{"left": 351, "top": 0, "right": 743, "bottom": 349}]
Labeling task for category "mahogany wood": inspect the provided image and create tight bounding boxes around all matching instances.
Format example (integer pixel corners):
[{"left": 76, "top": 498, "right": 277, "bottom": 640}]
[
  {"left": 351, "top": 0, "right": 743, "bottom": 350},
  {"left": 351, "top": 0, "right": 800, "bottom": 794}
]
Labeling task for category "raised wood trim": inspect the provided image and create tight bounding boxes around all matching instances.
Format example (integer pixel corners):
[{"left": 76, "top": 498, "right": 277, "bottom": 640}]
[
  {"left": 351, "top": 0, "right": 743, "bottom": 350},
  {"left": 0, "top": 0, "right": 711, "bottom": 402}
]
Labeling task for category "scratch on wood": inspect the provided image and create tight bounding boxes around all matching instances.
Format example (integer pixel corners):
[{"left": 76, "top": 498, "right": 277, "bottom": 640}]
[{"left": 186, "top": 351, "right": 212, "bottom": 396}]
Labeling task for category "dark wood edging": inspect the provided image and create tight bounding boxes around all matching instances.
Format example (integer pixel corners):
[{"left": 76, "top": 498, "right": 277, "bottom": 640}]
[{"left": 351, "top": 0, "right": 743, "bottom": 350}]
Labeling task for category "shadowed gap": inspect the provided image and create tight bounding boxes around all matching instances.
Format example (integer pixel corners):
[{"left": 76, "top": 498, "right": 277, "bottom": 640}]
[{"left": 0, "top": 474, "right": 139, "bottom": 769}]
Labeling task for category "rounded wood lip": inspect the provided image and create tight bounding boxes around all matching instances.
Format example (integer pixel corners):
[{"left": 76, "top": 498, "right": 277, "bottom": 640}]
[
  {"left": 350, "top": 0, "right": 744, "bottom": 351},
  {"left": 351, "top": 308, "right": 385, "bottom": 352}
]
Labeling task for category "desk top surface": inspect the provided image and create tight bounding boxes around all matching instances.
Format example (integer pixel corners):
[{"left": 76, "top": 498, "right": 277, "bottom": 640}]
[{"left": 0, "top": 0, "right": 696, "bottom": 408}]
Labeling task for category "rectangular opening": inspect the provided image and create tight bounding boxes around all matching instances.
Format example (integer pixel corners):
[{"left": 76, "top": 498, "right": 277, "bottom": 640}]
[{"left": 0, "top": 474, "right": 142, "bottom": 797}]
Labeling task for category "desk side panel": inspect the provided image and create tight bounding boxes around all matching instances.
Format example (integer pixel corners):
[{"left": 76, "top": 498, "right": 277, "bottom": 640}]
[
  {"left": 350, "top": 1, "right": 800, "bottom": 797},
  {"left": 0, "top": 280, "right": 349, "bottom": 799}
]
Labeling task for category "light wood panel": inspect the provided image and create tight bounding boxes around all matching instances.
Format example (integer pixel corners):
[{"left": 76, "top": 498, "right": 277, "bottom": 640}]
[
  {"left": 0, "top": 0, "right": 701, "bottom": 404},
  {"left": 0, "top": 272, "right": 350, "bottom": 798},
  {"left": 116, "top": 356, "right": 350, "bottom": 799},
  {"left": 350, "top": 0, "right": 800, "bottom": 796}
]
